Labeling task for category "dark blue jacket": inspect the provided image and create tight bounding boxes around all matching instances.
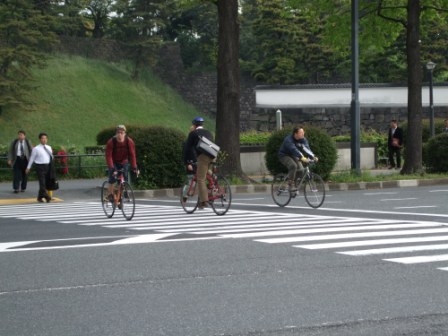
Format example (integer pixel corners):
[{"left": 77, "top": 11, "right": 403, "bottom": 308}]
[{"left": 278, "top": 135, "right": 315, "bottom": 159}]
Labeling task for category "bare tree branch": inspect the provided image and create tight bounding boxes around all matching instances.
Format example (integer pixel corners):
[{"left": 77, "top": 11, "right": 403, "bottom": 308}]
[{"left": 376, "top": 0, "right": 407, "bottom": 27}]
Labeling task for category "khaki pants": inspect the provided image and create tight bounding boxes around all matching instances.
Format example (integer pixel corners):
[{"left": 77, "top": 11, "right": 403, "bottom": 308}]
[
  {"left": 197, "top": 154, "right": 214, "bottom": 203},
  {"left": 279, "top": 155, "right": 304, "bottom": 182}
]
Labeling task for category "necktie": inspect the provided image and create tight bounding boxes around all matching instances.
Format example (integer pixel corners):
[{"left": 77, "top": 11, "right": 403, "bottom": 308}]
[{"left": 20, "top": 141, "right": 24, "bottom": 158}]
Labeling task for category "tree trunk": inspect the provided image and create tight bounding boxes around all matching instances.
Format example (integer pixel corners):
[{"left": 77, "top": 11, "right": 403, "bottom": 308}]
[
  {"left": 402, "top": 0, "right": 423, "bottom": 174},
  {"left": 216, "top": 0, "right": 243, "bottom": 177}
]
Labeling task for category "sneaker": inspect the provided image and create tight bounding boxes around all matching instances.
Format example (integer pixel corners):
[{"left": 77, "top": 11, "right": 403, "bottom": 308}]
[{"left": 198, "top": 201, "right": 209, "bottom": 209}]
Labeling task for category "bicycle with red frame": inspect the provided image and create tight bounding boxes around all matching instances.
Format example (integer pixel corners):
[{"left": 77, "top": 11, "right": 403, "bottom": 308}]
[
  {"left": 101, "top": 168, "right": 137, "bottom": 220},
  {"left": 180, "top": 163, "right": 232, "bottom": 215}
]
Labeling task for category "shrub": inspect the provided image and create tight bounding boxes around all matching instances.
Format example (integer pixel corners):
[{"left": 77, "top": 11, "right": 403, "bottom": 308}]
[
  {"left": 424, "top": 133, "right": 448, "bottom": 173},
  {"left": 265, "top": 127, "right": 337, "bottom": 180},
  {"left": 97, "top": 125, "right": 186, "bottom": 189},
  {"left": 240, "top": 130, "right": 271, "bottom": 145},
  {"left": 401, "top": 118, "right": 446, "bottom": 145}
]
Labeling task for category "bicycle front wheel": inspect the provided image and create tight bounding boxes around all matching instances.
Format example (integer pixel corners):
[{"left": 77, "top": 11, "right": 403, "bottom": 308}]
[
  {"left": 304, "top": 173, "right": 326, "bottom": 208},
  {"left": 180, "top": 178, "right": 199, "bottom": 214},
  {"left": 101, "top": 180, "right": 115, "bottom": 218},
  {"left": 271, "top": 174, "right": 292, "bottom": 207},
  {"left": 120, "top": 182, "right": 135, "bottom": 220},
  {"left": 210, "top": 175, "right": 231, "bottom": 216}
]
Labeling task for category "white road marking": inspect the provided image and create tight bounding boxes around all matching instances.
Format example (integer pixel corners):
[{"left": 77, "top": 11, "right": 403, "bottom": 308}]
[
  {"left": 338, "top": 244, "right": 448, "bottom": 256},
  {"left": 296, "top": 236, "right": 448, "bottom": 250},
  {"left": 384, "top": 254, "right": 448, "bottom": 264}
]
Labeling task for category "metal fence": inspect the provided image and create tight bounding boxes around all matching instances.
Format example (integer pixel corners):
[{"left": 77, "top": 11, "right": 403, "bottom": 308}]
[{"left": 0, "top": 154, "right": 107, "bottom": 180}]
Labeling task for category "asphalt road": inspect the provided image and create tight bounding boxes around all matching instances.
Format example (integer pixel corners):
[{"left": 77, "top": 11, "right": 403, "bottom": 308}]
[{"left": 1, "top": 183, "right": 448, "bottom": 336}]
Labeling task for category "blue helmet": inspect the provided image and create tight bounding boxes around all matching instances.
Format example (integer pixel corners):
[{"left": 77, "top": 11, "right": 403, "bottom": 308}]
[{"left": 192, "top": 116, "right": 204, "bottom": 126}]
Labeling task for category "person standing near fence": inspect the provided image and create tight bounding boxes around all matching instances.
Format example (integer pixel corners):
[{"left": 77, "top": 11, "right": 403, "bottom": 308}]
[
  {"left": 387, "top": 119, "right": 404, "bottom": 169},
  {"left": 7, "top": 130, "right": 33, "bottom": 194},
  {"left": 25, "top": 132, "right": 52, "bottom": 202}
]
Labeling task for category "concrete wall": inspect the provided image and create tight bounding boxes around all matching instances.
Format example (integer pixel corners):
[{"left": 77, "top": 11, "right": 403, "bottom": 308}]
[{"left": 240, "top": 143, "right": 377, "bottom": 176}]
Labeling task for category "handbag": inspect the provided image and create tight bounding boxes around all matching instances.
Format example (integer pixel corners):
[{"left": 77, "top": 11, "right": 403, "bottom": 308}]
[
  {"left": 392, "top": 138, "right": 400, "bottom": 148},
  {"left": 196, "top": 135, "right": 220, "bottom": 158},
  {"left": 46, "top": 178, "right": 59, "bottom": 191}
]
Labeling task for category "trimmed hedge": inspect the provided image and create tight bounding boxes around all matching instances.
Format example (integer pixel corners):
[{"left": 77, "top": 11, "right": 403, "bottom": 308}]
[
  {"left": 265, "top": 127, "right": 337, "bottom": 180},
  {"left": 97, "top": 125, "right": 185, "bottom": 189},
  {"left": 424, "top": 133, "right": 448, "bottom": 173}
]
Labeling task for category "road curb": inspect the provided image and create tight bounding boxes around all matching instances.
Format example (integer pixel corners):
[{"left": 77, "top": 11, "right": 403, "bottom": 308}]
[{"left": 131, "top": 178, "right": 448, "bottom": 198}]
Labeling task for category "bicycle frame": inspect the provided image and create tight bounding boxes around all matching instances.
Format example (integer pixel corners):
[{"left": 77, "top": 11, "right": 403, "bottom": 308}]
[{"left": 185, "top": 170, "right": 218, "bottom": 201}]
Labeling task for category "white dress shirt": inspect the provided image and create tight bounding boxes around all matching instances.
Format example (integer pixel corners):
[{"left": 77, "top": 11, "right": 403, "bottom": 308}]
[{"left": 27, "top": 144, "right": 53, "bottom": 168}]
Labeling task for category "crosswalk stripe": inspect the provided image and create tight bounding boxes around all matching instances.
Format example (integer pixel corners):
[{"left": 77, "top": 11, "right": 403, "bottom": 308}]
[
  {"left": 254, "top": 228, "right": 448, "bottom": 244},
  {"left": 295, "top": 236, "right": 448, "bottom": 250},
  {"left": 102, "top": 217, "right": 360, "bottom": 230},
  {"left": 384, "top": 254, "right": 448, "bottom": 264},
  {"left": 338, "top": 243, "right": 448, "bottom": 256}
]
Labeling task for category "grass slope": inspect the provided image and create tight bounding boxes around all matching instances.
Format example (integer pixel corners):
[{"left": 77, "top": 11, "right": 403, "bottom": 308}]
[{"left": 0, "top": 54, "right": 212, "bottom": 150}]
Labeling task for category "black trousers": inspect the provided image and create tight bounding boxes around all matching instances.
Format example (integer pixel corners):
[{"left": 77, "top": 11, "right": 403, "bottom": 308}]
[
  {"left": 13, "top": 157, "right": 28, "bottom": 191},
  {"left": 35, "top": 164, "right": 50, "bottom": 199},
  {"left": 388, "top": 146, "right": 401, "bottom": 168}
]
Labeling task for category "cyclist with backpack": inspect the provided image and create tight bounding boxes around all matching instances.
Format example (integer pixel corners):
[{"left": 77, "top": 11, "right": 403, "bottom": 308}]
[
  {"left": 105, "top": 125, "right": 138, "bottom": 200},
  {"left": 183, "top": 117, "right": 215, "bottom": 209}
]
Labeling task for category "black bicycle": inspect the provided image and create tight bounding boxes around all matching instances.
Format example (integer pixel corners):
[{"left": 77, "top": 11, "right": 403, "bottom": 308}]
[{"left": 271, "top": 161, "right": 325, "bottom": 208}]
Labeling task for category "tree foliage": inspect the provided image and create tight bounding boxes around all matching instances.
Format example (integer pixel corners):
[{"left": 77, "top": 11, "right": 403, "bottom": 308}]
[{"left": 0, "top": 0, "right": 58, "bottom": 113}]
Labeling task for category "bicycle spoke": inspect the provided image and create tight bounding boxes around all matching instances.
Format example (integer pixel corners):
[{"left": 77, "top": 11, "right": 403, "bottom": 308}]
[
  {"left": 210, "top": 175, "right": 231, "bottom": 215},
  {"left": 180, "top": 177, "right": 199, "bottom": 213},
  {"left": 121, "top": 182, "right": 135, "bottom": 220},
  {"left": 101, "top": 180, "right": 115, "bottom": 218},
  {"left": 304, "top": 173, "right": 326, "bottom": 208},
  {"left": 271, "top": 174, "right": 292, "bottom": 207}
]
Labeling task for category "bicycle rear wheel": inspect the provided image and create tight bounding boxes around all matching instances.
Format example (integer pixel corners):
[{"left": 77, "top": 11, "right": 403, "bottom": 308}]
[
  {"left": 271, "top": 174, "right": 292, "bottom": 207},
  {"left": 120, "top": 182, "right": 135, "bottom": 220},
  {"left": 180, "top": 177, "right": 199, "bottom": 214},
  {"left": 210, "top": 175, "right": 231, "bottom": 216},
  {"left": 304, "top": 173, "right": 326, "bottom": 208},
  {"left": 101, "top": 180, "right": 115, "bottom": 218}
]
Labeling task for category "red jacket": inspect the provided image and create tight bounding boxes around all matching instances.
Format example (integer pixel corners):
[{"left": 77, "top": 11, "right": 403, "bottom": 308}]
[{"left": 105, "top": 136, "right": 137, "bottom": 169}]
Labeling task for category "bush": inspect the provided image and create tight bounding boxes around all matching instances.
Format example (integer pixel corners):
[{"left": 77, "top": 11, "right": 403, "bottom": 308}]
[
  {"left": 265, "top": 127, "right": 337, "bottom": 180},
  {"left": 97, "top": 125, "right": 186, "bottom": 189},
  {"left": 401, "top": 118, "right": 446, "bottom": 145},
  {"left": 240, "top": 130, "right": 271, "bottom": 145},
  {"left": 424, "top": 133, "right": 448, "bottom": 173}
]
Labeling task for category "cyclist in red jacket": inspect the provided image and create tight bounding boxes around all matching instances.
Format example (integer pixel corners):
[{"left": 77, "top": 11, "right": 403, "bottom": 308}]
[{"left": 105, "top": 125, "right": 138, "bottom": 198}]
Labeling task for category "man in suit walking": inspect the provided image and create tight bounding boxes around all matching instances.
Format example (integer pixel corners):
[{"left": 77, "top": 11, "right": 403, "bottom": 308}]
[
  {"left": 387, "top": 119, "right": 404, "bottom": 169},
  {"left": 7, "top": 130, "right": 33, "bottom": 193}
]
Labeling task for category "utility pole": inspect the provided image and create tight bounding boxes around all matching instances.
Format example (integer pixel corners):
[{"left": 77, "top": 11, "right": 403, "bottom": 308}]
[{"left": 350, "top": 0, "right": 361, "bottom": 175}]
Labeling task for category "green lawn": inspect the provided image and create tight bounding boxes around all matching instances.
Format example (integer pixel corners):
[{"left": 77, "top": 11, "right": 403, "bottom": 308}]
[{"left": 0, "top": 54, "right": 213, "bottom": 151}]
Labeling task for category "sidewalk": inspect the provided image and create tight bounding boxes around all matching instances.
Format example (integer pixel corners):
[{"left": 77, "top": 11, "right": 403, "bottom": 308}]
[{"left": 1, "top": 169, "right": 448, "bottom": 203}]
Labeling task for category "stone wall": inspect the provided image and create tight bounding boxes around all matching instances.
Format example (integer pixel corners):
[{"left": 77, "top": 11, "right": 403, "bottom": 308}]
[{"left": 56, "top": 37, "right": 448, "bottom": 135}]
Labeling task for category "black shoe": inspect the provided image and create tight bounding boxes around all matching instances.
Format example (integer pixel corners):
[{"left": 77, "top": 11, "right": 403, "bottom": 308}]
[
  {"left": 37, "top": 198, "right": 44, "bottom": 203},
  {"left": 45, "top": 196, "right": 51, "bottom": 203},
  {"left": 20, "top": 189, "right": 26, "bottom": 192},
  {"left": 13, "top": 190, "right": 19, "bottom": 194}
]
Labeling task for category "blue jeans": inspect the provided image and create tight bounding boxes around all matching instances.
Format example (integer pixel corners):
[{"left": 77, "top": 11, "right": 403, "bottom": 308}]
[{"left": 108, "top": 163, "right": 129, "bottom": 184}]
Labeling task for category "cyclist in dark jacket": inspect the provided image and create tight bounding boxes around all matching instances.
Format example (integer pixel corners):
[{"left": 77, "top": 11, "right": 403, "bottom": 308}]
[
  {"left": 183, "top": 117, "right": 215, "bottom": 209},
  {"left": 279, "top": 127, "right": 317, "bottom": 191}
]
